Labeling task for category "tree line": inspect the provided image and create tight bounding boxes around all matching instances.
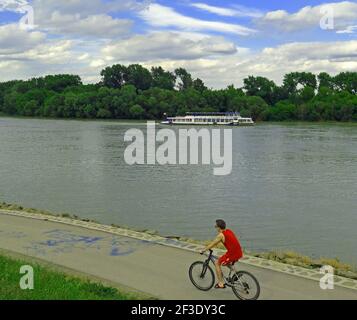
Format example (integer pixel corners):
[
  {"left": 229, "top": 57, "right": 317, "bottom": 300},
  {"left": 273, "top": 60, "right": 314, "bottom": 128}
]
[{"left": 0, "top": 64, "right": 356, "bottom": 121}]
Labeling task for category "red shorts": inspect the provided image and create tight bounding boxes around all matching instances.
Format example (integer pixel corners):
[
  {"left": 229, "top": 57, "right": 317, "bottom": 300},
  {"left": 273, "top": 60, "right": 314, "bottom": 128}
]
[{"left": 218, "top": 253, "right": 241, "bottom": 266}]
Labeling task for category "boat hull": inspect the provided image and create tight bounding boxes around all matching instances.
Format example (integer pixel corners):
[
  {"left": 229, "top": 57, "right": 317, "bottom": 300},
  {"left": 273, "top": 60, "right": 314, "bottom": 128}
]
[{"left": 160, "top": 122, "right": 254, "bottom": 126}]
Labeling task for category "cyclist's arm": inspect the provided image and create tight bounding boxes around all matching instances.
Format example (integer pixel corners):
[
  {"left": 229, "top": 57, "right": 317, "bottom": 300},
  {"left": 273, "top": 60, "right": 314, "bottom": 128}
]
[{"left": 201, "top": 234, "right": 224, "bottom": 253}]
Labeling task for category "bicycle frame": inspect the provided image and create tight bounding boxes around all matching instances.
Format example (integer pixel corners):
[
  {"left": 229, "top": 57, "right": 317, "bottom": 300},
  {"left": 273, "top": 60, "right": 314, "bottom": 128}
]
[{"left": 202, "top": 250, "right": 242, "bottom": 289}]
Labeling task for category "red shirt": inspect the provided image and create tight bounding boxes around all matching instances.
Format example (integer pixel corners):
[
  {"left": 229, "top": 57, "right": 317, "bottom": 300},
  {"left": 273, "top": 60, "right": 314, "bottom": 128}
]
[{"left": 222, "top": 229, "right": 243, "bottom": 260}]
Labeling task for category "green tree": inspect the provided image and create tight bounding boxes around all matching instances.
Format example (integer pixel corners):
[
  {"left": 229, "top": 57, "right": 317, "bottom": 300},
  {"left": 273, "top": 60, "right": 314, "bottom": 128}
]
[
  {"left": 243, "top": 76, "right": 277, "bottom": 105},
  {"left": 175, "top": 68, "right": 193, "bottom": 91},
  {"left": 100, "top": 64, "right": 128, "bottom": 89},
  {"left": 130, "top": 104, "right": 145, "bottom": 119},
  {"left": 151, "top": 67, "right": 176, "bottom": 90},
  {"left": 334, "top": 72, "right": 357, "bottom": 94},
  {"left": 192, "top": 78, "right": 207, "bottom": 93},
  {"left": 126, "top": 64, "right": 152, "bottom": 91},
  {"left": 97, "top": 108, "right": 112, "bottom": 119}
]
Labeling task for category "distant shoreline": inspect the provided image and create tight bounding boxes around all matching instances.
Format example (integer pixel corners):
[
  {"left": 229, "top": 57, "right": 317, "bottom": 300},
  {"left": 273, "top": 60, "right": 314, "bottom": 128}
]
[{"left": 1, "top": 114, "right": 356, "bottom": 125}]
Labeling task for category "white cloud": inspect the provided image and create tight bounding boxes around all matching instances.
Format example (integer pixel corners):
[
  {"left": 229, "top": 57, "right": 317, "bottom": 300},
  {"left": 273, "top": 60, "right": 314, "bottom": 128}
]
[
  {"left": 0, "top": 0, "right": 30, "bottom": 13},
  {"left": 32, "top": 0, "right": 144, "bottom": 16},
  {"left": 41, "top": 12, "right": 133, "bottom": 38},
  {"left": 223, "top": 40, "right": 357, "bottom": 87},
  {"left": 138, "top": 3, "right": 256, "bottom": 36},
  {"left": 0, "top": 24, "right": 45, "bottom": 54},
  {"left": 191, "top": 3, "right": 263, "bottom": 18},
  {"left": 337, "top": 25, "right": 357, "bottom": 34},
  {"left": 133, "top": 40, "right": 357, "bottom": 89},
  {"left": 31, "top": 0, "right": 143, "bottom": 38},
  {"left": 0, "top": 38, "right": 80, "bottom": 81},
  {"left": 1, "top": 1, "right": 357, "bottom": 89},
  {"left": 260, "top": 1, "right": 357, "bottom": 32},
  {"left": 102, "top": 31, "right": 238, "bottom": 62},
  {"left": 4, "top": 40, "right": 75, "bottom": 64},
  {"left": 90, "top": 59, "right": 106, "bottom": 68}
]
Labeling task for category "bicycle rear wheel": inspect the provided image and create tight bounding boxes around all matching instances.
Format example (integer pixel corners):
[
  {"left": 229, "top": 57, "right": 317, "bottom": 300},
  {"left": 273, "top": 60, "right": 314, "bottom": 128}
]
[
  {"left": 189, "top": 261, "right": 215, "bottom": 291},
  {"left": 231, "top": 271, "right": 260, "bottom": 300}
]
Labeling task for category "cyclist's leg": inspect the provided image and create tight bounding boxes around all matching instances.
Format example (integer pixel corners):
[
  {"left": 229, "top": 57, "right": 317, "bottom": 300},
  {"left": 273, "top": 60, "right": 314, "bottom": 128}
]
[{"left": 215, "top": 254, "right": 229, "bottom": 288}]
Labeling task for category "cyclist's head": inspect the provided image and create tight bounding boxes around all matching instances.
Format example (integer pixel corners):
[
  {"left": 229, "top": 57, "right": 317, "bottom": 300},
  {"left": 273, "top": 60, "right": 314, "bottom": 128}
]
[{"left": 215, "top": 219, "right": 226, "bottom": 230}]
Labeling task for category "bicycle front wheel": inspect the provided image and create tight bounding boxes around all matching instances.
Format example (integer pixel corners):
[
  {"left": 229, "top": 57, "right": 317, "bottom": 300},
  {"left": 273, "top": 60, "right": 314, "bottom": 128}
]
[
  {"left": 189, "top": 261, "right": 215, "bottom": 291},
  {"left": 232, "top": 271, "right": 261, "bottom": 300}
]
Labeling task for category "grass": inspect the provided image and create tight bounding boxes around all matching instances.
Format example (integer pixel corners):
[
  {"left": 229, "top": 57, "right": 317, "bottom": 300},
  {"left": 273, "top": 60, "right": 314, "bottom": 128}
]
[
  {"left": 251, "top": 250, "right": 357, "bottom": 280},
  {"left": 0, "top": 254, "right": 147, "bottom": 300}
]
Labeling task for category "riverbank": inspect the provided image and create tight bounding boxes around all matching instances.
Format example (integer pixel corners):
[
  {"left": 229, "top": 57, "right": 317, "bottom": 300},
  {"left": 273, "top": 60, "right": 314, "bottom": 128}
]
[
  {"left": 0, "top": 251, "right": 149, "bottom": 300},
  {"left": 1, "top": 202, "right": 356, "bottom": 281},
  {"left": 1, "top": 114, "right": 356, "bottom": 124}
]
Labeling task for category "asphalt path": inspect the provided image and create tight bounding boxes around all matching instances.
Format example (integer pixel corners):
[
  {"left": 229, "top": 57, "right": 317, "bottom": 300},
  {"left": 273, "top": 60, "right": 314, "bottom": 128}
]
[{"left": 1, "top": 212, "right": 356, "bottom": 300}]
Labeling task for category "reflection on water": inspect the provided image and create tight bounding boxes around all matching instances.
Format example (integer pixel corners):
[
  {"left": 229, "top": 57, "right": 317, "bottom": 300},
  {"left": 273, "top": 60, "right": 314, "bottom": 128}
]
[{"left": 0, "top": 118, "right": 356, "bottom": 265}]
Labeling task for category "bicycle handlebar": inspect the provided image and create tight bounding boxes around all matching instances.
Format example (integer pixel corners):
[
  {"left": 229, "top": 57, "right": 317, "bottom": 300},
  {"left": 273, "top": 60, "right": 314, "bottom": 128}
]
[{"left": 200, "top": 249, "right": 213, "bottom": 255}]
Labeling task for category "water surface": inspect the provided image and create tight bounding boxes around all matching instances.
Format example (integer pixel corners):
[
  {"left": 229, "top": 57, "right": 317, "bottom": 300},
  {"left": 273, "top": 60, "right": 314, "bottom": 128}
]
[{"left": 0, "top": 118, "right": 356, "bottom": 265}]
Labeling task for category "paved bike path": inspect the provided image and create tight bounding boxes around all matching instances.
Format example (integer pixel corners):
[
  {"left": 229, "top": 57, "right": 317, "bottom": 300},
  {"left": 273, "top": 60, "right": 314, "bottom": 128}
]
[{"left": 0, "top": 212, "right": 356, "bottom": 300}]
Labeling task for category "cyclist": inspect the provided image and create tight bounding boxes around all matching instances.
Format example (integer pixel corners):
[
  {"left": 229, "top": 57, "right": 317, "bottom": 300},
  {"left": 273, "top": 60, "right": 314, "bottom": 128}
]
[{"left": 200, "top": 219, "right": 243, "bottom": 289}]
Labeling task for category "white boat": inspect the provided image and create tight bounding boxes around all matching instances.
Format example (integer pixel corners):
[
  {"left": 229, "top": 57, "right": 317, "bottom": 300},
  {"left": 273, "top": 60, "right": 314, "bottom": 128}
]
[{"left": 161, "top": 112, "right": 254, "bottom": 126}]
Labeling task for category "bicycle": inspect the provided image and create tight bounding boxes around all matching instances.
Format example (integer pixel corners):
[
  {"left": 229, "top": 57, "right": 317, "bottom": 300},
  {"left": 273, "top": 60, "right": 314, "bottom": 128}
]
[{"left": 189, "top": 250, "right": 261, "bottom": 300}]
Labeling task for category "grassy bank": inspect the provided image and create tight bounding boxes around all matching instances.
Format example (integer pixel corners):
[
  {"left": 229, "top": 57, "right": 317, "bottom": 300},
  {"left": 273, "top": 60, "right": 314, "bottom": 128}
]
[
  {"left": 1, "top": 201, "right": 357, "bottom": 281},
  {"left": 0, "top": 253, "right": 147, "bottom": 300},
  {"left": 251, "top": 251, "right": 357, "bottom": 280}
]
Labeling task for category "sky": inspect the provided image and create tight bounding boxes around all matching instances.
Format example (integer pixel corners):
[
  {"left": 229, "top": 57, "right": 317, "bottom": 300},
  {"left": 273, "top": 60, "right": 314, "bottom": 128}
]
[{"left": 0, "top": 0, "right": 357, "bottom": 88}]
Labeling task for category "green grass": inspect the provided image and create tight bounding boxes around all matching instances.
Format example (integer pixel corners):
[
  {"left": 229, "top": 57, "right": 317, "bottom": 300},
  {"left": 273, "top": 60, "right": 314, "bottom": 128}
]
[
  {"left": 251, "top": 250, "right": 357, "bottom": 280},
  {"left": 0, "top": 254, "right": 145, "bottom": 300}
]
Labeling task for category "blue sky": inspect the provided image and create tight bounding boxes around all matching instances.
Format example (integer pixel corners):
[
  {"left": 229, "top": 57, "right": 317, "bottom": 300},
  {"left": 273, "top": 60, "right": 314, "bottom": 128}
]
[{"left": 0, "top": 0, "right": 357, "bottom": 87}]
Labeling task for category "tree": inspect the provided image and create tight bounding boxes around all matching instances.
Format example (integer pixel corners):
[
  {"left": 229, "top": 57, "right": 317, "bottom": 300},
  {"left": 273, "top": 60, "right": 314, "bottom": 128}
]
[
  {"left": 0, "top": 66, "right": 356, "bottom": 123},
  {"left": 334, "top": 72, "right": 357, "bottom": 94},
  {"left": 193, "top": 78, "right": 207, "bottom": 93},
  {"left": 151, "top": 67, "right": 176, "bottom": 90},
  {"left": 263, "top": 101, "right": 297, "bottom": 121},
  {"left": 175, "top": 68, "right": 193, "bottom": 91},
  {"left": 243, "top": 76, "right": 277, "bottom": 105},
  {"left": 42, "top": 75, "right": 82, "bottom": 92},
  {"left": 23, "top": 100, "right": 38, "bottom": 116},
  {"left": 130, "top": 104, "right": 145, "bottom": 119},
  {"left": 101, "top": 64, "right": 128, "bottom": 89},
  {"left": 97, "top": 108, "right": 112, "bottom": 119},
  {"left": 283, "top": 72, "right": 317, "bottom": 100},
  {"left": 126, "top": 64, "right": 152, "bottom": 91},
  {"left": 318, "top": 72, "right": 334, "bottom": 91}
]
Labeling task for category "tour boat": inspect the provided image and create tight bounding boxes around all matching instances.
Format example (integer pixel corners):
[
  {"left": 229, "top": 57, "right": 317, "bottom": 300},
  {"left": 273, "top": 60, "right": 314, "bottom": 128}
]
[{"left": 161, "top": 112, "right": 254, "bottom": 126}]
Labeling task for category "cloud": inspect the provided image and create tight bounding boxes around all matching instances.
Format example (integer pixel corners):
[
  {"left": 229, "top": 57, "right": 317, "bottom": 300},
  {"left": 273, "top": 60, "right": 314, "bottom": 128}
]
[
  {"left": 132, "top": 40, "right": 357, "bottom": 89},
  {"left": 41, "top": 12, "right": 133, "bottom": 38},
  {"left": 102, "top": 31, "right": 238, "bottom": 62},
  {"left": 1, "top": 2, "right": 357, "bottom": 89},
  {"left": 225, "top": 40, "right": 357, "bottom": 86},
  {"left": 191, "top": 3, "right": 263, "bottom": 18},
  {"left": 2, "top": 40, "right": 75, "bottom": 63},
  {"left": 0, "top": 24, "right": 45, "bottom": 54},
  {"left": 1, "top": 37, "right": 357, "bottom": 89},
  {"left": 337, "top": 25, "right": 357, "bottom": 34},
  {"left": 0, "top": 0, "right": 30, "bottom": 13},
  {"left": 30, "top": 0, "right": 146, "bottom": 38},
  {"left": 32, "top": 0, "right": 145, "bottom": 16},
  {"left": 0, "top": 38, "right": 80, "bottom": 81},
  {"left": 259, "top": 1, "right": 357, "bottom": 33},
  {"left": 138, "top": 3, "right": 256, "bottom": 36}
]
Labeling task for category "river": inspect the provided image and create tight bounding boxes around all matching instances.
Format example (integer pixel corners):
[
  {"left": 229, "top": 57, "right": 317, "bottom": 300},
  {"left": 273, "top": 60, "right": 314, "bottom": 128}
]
[{"left": 0, "top": 117, "right": 356, "bottom": 265}]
